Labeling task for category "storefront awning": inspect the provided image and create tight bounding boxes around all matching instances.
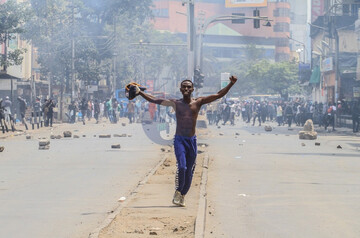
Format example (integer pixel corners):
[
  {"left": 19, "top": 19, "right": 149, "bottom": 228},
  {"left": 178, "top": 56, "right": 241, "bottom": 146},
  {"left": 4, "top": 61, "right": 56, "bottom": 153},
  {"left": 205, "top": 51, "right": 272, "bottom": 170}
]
[{"left": 309, "top": 66, "right": 320, "bottom": 84}]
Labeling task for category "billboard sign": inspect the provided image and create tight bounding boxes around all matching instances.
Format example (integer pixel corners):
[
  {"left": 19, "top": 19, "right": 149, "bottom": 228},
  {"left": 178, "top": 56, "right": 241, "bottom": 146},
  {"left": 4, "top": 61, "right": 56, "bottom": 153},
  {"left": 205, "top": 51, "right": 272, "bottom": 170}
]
[
  {"left": 322, "top": 57, "right": 333, "bottom": 72},
  {"left": 312, "top": 0, "right": 324, "bottom": 23},
  {"left": 225, "top": 0, "right": 267, "bottom": 8}
]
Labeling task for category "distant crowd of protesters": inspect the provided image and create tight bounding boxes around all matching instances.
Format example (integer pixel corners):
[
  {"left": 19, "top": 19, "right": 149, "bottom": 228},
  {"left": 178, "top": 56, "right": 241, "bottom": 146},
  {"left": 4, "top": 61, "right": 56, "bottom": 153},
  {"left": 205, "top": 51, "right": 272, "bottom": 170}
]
[
  {"left": 1, "top": 94, "right": 359, "bottom": 133},
  {"left": 203, "top": 98, "right": 360, "bottom": 133}
]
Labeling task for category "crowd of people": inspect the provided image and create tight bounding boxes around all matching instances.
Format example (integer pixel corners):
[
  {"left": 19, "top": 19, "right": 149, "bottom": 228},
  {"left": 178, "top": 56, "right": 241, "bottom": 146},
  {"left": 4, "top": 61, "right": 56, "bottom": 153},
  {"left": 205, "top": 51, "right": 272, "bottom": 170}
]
[
  {"left": 203, "top": 98, "right": 360, "bottom": 133},
  {"left": 65, "top": 97, "right": 176, "bottom": 125},
  {"left": 1, "top": 94, "right": 359, "bottom": 134}
]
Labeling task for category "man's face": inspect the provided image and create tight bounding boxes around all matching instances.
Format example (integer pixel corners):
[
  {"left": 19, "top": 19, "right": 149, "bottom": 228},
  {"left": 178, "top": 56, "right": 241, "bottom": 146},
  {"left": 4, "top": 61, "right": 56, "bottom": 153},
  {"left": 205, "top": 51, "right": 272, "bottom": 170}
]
[{"left": 180, "top": 81, "right": 194, "bottom": 96}]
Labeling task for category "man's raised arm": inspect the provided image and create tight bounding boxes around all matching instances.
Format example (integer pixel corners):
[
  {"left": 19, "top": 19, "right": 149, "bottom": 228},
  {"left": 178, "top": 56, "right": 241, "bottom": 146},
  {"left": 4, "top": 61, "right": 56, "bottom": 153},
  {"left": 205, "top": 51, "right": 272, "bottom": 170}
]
[
  {"left": 199, "top": 75, "right": 237, "bottom": 105},
  {"left": 139, "top": 91, "right": 175, "bottom": 107}
]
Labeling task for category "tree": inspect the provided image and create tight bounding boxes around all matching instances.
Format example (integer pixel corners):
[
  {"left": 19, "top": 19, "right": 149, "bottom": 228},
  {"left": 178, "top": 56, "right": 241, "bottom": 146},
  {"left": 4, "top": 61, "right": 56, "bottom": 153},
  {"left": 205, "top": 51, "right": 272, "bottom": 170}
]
[
  {"left": 0, "top": 0, "right": 31, "bottom": 69},
  {"left": 245, "top": 60, "right": 301, "bottom": 99}
]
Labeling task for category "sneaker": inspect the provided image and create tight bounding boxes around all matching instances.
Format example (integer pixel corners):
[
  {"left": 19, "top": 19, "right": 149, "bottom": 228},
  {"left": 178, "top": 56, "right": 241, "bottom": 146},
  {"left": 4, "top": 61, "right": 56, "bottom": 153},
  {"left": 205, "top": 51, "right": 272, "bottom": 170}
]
[
  {"left": 179, "top": 194, "right": 186, "bottom": 207},
  {"left": 172, "top": 191, "right": 181, "bottom": 206}
]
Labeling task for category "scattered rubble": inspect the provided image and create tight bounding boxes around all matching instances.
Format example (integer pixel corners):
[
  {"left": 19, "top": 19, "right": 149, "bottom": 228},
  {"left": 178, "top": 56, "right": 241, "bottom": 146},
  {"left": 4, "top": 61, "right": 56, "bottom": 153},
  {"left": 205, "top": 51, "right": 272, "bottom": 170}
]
[
  {"left": 111, "top": 144, "right": 121, "bottom": 149},
  {"left": 39, "top": 140, "right": 50, "bottom": 150},
  {"left": 55, "top": 135, "right": 62, "bottom": 139},
  {"left": 122, "top": 123, "right": 126, "bottom": 126},
  {"left": 337, "top": 145, "right": 342, "bottom": 149},
  {"left": 63, "top": 131, "right": 72, "bottom": 138},
  {"left": 301, "top": 143, "right": 306, "bottom": 146},
  {"left": 99, "top": 134, "right": 111, "bottom": 138},
  {"left": 315, "top": 142, "right": 321, "bottom": 146},
  {"left": 114, "top": 134, "right": 127, "bottom": 137},
  {"left": 299, "top": 119, "right": 317, "bottom": 140},
  {"left": 73, "top": 135, "right": 80, "bottom": 139},
  {"left": 219, "top": 133, "right": 224, "bottom": 136},
  {"left": 0, "top": 146, "right": 4, "bottom": 152},
  {"left": 118, "top": 196, "right": 126, "bottom": 202},
  {"left": 50, "top": 135, "right": 56, "bottom": 139},
  {"left": 264, "top": 125, "right": 272, "bottom": 132},
  {"left": 26, "top": 135, "right": 32, "bottom": 140},
  {"left": 82, "top": 135, "right": 86, "bottom": 137}
]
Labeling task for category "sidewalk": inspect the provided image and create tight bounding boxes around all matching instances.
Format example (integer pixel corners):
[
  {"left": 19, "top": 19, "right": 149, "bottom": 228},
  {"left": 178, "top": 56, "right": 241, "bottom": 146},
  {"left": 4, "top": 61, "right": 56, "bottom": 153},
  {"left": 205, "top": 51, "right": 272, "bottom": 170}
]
[{"left": 95, "top": 137, "right": 209, "bottom": 238}]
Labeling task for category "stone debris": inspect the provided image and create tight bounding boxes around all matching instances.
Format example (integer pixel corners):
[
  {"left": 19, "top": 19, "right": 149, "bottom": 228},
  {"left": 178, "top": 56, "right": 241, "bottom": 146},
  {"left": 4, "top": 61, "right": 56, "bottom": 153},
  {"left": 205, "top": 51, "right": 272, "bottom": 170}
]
[
  {"left": 337, "top": 145, "right": 342, "bottom": 149},
  {"left": 127, "top": 134, "right": 132, "bottom": 137},
  {"left": 163, "top": 161, "right": 171, "bottom": 167},
  {"left": 93, "top": 135, "right": 97, "bottom": 137},
  {"left": 315, "top": 142, "right": 321, "bottom": 146},
  {"left": 149, "top": 231, "right": 157, "bottom": 235},
  {"left": 26, "top": 135, "right": 32, "bottom": 140},
  {"left": 264, "top": 125, "right": 272, "bottom": 132},
  {"left": 63, "top": 131, "right": 72, "bottom": 138},
  {"left": 217, "top": 126, "right": 221, "bottom": 129},
  {"left": 114, "top": 134, "right": 127, "bottom": 137},
  {"left": 299, "top": 119, "right": 317, "bottom": 140},
  {"left": 219, "top": 133, "right": 224, "bottom": 136},
  {"left": 99, "top": 134, "right": 111, "bottom": 138},
  {"left": 161, "top": 148, "right": 166, "bottom": 152},
  {"left": 73, "top": 135, "right": 80, "bottom": 138},
  {"left": 122, "top": 123, "right": 126, "bottom": 126},
  {"left": 50, "top": 135, "right": 56, "bottom": 139},
  {"left": 82, "top": 135, "right": 86, "bottom": 137},
  {"left": 55, "top": 135, "right": 62, "bottom": 139},
  {"left": 39, "top": 140, "right": 50, "bottom": 146},
  {"left": 39, "top": 145, "right": 50, "bottom": 150},
  {"left": 198, "top": 143, "right": 209, "bottom": 147},
  {"left": 111, "top": 144, "right": 121, "bottom": 149},
  {"left": 198, "top": 150, "right": 204, "bottom": 154},
  {"left": 0, "top": 146, "right": 4, "bottom": 152},
  {"left": 235, "top": 132, "right": 240, "bottom": 135},
  {"left": 118, "top": 196, "right": 126, "bottom": 202},
  {"left": 301, "top": 143, "right": 306, "bottom": 146}
]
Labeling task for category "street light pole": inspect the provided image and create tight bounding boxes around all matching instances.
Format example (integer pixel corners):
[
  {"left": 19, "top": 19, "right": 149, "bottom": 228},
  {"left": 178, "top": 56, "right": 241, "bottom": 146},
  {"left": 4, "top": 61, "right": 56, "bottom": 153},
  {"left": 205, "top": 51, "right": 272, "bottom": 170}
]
[
  {"left": 197, "top": 15, "right": 272, "bottom": 71},
  {"left": 187, "top": 0, "right": 195, "bottom": 80}
]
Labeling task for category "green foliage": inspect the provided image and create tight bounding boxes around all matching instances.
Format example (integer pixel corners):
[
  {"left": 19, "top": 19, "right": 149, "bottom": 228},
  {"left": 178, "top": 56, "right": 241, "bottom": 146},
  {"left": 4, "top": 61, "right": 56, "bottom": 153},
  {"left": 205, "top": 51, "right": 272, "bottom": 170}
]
[{"left": 0, "top": 0, "right": 31, "bottom": 68}]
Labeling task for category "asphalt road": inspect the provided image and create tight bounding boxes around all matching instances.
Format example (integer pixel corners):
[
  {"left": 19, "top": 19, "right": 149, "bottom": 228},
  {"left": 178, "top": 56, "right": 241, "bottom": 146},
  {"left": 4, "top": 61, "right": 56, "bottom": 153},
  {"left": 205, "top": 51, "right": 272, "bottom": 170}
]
[
  {"left": 0, "top": 122, "right": 162, "bottom": 238},
  {"left": 204, "top": 121, "right": 360, "bottom": 238}
]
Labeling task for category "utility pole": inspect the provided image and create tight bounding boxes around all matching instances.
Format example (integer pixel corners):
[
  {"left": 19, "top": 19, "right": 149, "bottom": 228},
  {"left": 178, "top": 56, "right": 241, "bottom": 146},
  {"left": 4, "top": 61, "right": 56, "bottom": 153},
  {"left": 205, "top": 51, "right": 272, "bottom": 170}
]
[
  {"left": 71, "top": 0, "right": 75, "bottom": 101},
  {"left": 113, "top": 17, "right": 117, "bottom": 97},
  {"left": 187, "top": 0, "right": 195, "bottom": 80}
]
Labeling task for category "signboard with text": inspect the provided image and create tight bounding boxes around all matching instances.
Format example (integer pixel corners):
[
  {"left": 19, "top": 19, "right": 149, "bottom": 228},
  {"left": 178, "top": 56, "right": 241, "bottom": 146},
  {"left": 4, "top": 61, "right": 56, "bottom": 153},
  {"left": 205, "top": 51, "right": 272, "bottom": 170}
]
[{"left": 225, "top": 0, "right": 267, "bottom": 8}]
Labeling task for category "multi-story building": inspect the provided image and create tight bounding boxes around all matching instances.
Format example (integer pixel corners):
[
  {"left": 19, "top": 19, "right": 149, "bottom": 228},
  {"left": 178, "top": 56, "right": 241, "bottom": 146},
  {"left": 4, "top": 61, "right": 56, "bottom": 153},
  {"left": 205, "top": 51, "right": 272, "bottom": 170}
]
[
  {"left": 153, "top": 0, "right": 292, "bottom": 63},
  {"left": 310, "top": 0, "right": 360, "bottom": 104}
]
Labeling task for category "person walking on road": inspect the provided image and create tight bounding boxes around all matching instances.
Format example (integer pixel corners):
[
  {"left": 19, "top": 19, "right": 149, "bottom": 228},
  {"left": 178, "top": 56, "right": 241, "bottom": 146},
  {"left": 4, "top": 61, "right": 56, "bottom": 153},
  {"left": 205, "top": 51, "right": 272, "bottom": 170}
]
[
  {"left": 45, "top": 99, "right": 56, "bottom": 127},
  {"left": 131, "top": 75, "right": 237, "bottom": 207},
  {"left": 3, "top": 96, "right": 12, "bottom": 123},
  {"left": 80, "top": 98, "right": 88, "bottom": 125},
  {"left": 17, "top": 96, "right": 28, "bottom": 130}
]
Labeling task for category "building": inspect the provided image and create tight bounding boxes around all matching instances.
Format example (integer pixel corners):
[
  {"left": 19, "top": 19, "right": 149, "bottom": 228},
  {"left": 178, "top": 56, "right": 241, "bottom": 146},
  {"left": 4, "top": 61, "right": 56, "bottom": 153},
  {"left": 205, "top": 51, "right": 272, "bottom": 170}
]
[
  {"left": 310, "top": 0, "right": 360, "bottom": 104},
  {"left": 152, "top": 0, "right": 292, "bottom": 63}
]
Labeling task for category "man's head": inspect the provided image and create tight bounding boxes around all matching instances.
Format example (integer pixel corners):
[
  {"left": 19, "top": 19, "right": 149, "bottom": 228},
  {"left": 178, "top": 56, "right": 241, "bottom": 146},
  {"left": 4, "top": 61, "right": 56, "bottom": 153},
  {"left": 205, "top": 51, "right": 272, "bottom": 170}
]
[{"left": 180, "top": 79, "right": 194, "bottom": 97}]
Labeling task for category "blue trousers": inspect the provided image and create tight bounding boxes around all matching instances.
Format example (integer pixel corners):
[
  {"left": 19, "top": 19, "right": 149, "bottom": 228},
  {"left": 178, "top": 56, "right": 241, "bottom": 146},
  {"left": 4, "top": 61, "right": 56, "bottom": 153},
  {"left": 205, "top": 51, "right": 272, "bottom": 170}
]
[{"left": 174, "top": 135, "right": 197, "bottom": 195}]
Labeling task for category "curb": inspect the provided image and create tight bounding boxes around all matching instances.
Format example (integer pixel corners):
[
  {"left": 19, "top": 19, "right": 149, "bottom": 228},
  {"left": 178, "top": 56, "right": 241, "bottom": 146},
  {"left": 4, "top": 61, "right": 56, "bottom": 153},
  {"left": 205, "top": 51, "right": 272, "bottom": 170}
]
[
  {"left": 88, "top": 154, "right": 168, "bottom": 238},
  {"left": 195, "top": 153, "right": 209, "bottom": 238}
]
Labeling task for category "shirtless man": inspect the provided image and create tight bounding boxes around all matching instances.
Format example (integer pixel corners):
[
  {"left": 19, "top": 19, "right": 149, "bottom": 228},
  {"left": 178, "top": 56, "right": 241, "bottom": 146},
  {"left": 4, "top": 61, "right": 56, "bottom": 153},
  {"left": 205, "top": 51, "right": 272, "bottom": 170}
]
[{"left": 134, "top": 75, "right": 237, "bottom": 206}]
